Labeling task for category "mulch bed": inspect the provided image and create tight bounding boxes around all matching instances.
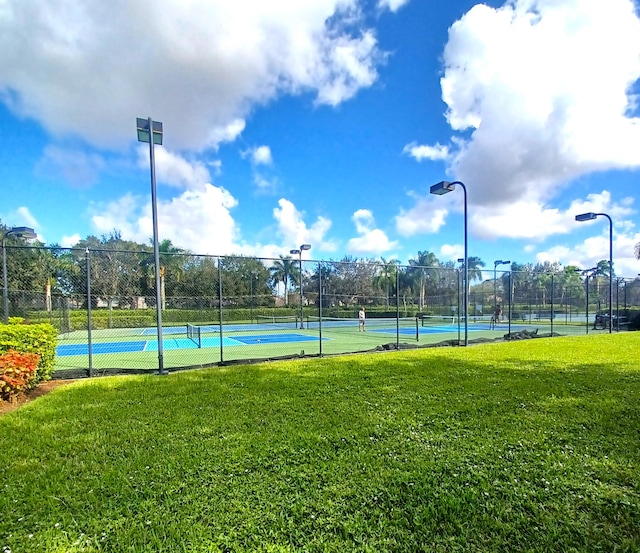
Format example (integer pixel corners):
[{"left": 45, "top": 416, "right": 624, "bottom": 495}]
[{"left": 0, "top": 380, "right": 75, "bottom": 417}]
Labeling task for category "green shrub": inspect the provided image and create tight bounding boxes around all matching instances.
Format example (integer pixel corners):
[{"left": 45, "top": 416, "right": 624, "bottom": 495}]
[{"left": 0, "top": 319, "right": 58, "bottom": 384}]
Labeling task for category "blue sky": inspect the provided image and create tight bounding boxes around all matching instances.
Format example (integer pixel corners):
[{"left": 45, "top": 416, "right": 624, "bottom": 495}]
[{"left": 1, "top": 0, "right": 640, "bottom": 277}]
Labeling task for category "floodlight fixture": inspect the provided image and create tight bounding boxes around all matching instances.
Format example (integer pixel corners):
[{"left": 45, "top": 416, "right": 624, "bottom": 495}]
[
  {"left": 575, "top": 212, "right": 597, "bottom": 222},
  {"left": 136, "top": 118, "right": 163, "bottom": 145},
  {"left": 430, "top": 181, "right": 456, "bottom": 195}
]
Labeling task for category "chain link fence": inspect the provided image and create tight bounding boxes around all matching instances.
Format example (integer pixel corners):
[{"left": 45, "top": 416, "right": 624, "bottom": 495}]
[{"left": 2, "top": 246, "right": 639, "bottom": 376}]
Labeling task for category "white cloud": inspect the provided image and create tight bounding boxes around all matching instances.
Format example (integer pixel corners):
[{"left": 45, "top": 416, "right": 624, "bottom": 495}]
[
  {"left": 251, "top": 146, "right": 273, "bottom": 166},
  {"left": 253, "top": 174, "right": 279, "bottom": 194},
  {"left": 536, "top": 231, "right": 640, "bottom": 277},
  {"left": 243, "top": 146, "right": 278, "bottom": 193},
  {"left": 0, "top": 1, "right": 386, "bottom": 150},
  {"left": 347, "top": 209, "right": 398, "bottom": 254},
  {"left": 15, "top": 206, "right": 39, "bottom": 230},
  {"left": 37, "top": 146, "right": 105, "bottom": 188},
  {"left": 2, "top": 207, "right": 40, "bottom": 235},
  {"left": 60, "top": 233, "right": 81, "bottom": 248},
  {"left": 436, "top": 0, "right": 640, "bottom": 207},
  {"left": 272, "top": 198, "right": 336, "bottom": 253},
  {"left": 395, "top": 194, "right": 448, "bottom": 236},
  {"left": 471, "top": 190, "right": 636, "bottom": 241},
  {"left": 88, "top": 191, "right": 338, "bottom": 257},
  {"left": 138, "top": 146, "right": 211, "bottom": 190},
  {"left": 402, "top": 142, "right": 449, "bottom": 161},
  {"left": 377, "top": 0, "right": 410, "bottom": 12},
  {"left": 439, "top": 243, "right": 463, "bottom": 261},
  {"left": 91, "top": 185, "right": 239, "bottom": 254}
]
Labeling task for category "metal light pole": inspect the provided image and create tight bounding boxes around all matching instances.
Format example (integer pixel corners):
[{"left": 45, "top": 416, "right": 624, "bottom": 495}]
[
  {"left": 457, "top": 258, "right": 463, "bottom": 342},
  {"left": 575, "top": 212, "right": 613, "bottom": 333},
  {"left": 2, "top": 226, "right": 37, "bottom": 323},
  {"left": 290, "top": 244, "right": 311, "bottom": 329},
  {"left": 136, "top": 117, "right": 167, "bottom": 374},
  {"left": 431, "top": 181, "right": 468, "bottom": 345},
  {"left": 493, "top": 260, "right": 510, "bottom": 314}
]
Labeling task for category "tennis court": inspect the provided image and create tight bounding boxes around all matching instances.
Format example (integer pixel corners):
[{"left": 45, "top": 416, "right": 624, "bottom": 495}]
[
  {"left": 53, "top": 315, "right": 585, "bottom": 372},
  {"left": 57, "top": 332, "right": 321, "bottom": 357}
]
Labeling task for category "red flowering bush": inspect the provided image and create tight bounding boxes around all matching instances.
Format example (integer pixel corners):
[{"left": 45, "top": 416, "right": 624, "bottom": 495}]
[{"left": 0, "top": 349, "right": 40, "bottom": 401}]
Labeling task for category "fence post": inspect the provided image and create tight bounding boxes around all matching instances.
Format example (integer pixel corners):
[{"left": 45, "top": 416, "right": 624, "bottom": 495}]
[
  {"left": 508, "top": 271, "right": 512, "bottom": 335},
  {"left": 318, "top": 262, "right": 323, "bottom": 357},
  {"left": 85, "top": 248, "right": 93, "bottom": 378},
  {"left": 218, "top": 257, "right": 224, "bottom": 363},
  {"left": 396, "top": 269, "right": 400, "bottom": 349},
  {"left": 551, "top": 273, "right": 554, "bottom": 336}
]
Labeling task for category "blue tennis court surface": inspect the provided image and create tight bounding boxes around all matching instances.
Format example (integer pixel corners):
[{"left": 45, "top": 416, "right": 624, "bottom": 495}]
[
  {"left": 57, "top": 333, "right": 320, "bottom": 356},
  {"left": 57, "top": 341, "right": 148, "bottom": 356}
]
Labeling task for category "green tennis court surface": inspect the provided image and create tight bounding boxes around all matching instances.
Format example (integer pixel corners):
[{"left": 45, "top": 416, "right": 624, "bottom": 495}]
[{"left": 53, "top": 319, "right": 572, "bottom": 373}]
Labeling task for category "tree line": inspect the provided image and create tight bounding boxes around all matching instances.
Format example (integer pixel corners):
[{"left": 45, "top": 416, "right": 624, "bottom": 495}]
[{"left": 1, "top": 225, "right": 637, "bottom": 316}]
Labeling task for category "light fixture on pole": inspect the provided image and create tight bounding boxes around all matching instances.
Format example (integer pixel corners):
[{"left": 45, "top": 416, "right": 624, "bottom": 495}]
[
  {"left": 493, "top": 260, "right": 510, "bottom": 314},
  {"left": 137, "top": 117, "right": 167, "bottom": 374},
  {"left": 290, "top": 244, "right": 311, "bottom": 329},
  {"left": 2, "top": 226, "right": 37, "bottom": 323},
  {"left": 575, "top": 212, "right": 613, "bottom": 333},
  {"left": 431, "top": 181, "right": 468, "bottom": 345}
]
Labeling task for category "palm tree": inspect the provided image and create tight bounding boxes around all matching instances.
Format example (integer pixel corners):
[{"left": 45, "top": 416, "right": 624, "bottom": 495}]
[
  {"left": 466, "top": 256, "right": 485, "bottom": 283},
  {"left": 269, "top": 255, "right": 298, "bottom": 306},
  {"left": 375, "top": 257, "right": 400, "bottom": 309},
  {"left": 158, "top": 239, "right": 186, "bottom": 309},
  {"left": 408, "top": 251, "right": 440, "bottom": 311}
]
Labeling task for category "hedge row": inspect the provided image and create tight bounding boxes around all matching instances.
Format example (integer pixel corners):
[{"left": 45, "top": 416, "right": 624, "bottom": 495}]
[{"left": 25, "top": 305, "right": 640, "bottom": 332}]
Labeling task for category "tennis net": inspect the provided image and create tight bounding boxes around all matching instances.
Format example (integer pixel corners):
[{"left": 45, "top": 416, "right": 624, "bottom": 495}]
[
  {"left": 255, "top": 315, "right": 299, "bottom": 329},
  {"left": 305, "top": 316, "right": 419, "bottom": 332},
  {"left": 186, "top": 323, "right": 202, "bottom": 348},
  {"left": 419, "top": 315, "right": 456, "bottom": 327}
]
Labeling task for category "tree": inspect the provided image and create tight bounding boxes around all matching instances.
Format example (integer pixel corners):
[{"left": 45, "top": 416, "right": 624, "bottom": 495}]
[
  {"left": 73, "top": 231, "right": 148, "bottom": 312},
  {"left": 397, "top": 267, "right": 416, "bottom": 315},
  {"left": 157, "top": 239, "right": 189, "bottom": 309},
  {"left": 174, "top": 256, "right": 219, "bottom": 308},
  {"left": 219, "top": 256, "right": 271, "bottom": 307},
  {"left": 269, "top": 256, "right": 298, "bottom": 306},
  {"left": 374, "top": 257, "right": 400, "bottom": 309},
  {"left": 466, "top": 256, "right": 485, "bottom": 283},
  {"left": 408, "top": 251, "right": 440, "bottom": 310},
  {"left": 309, "top": 262, "right": 337, "bottom": 308},
  {"left": 1, "top": 223, "right": 47, "bottom": 317}
]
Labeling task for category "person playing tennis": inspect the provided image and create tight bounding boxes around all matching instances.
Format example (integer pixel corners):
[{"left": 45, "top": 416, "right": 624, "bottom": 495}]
[{"left": 358, "top": 307, "right": 366, "bottom": 331}]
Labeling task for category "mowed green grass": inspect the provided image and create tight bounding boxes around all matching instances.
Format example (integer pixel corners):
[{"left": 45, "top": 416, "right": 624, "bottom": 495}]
[{"left": 2, "top": 334, "right": 639, "bottom": 552}]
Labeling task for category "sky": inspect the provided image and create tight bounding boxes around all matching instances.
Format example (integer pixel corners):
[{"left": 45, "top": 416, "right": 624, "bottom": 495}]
[{"left": 1, "top": 0, "right": 640, "bottom": 278}]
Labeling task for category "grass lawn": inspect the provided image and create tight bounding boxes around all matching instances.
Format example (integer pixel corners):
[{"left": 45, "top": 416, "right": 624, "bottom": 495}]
[{"left": 1, "top": 333, "right": 639, "bottom": 552}]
